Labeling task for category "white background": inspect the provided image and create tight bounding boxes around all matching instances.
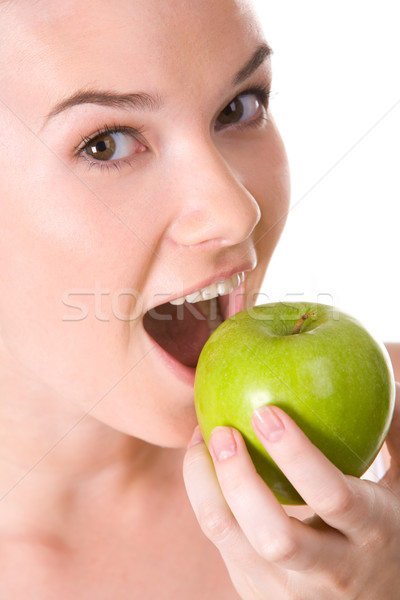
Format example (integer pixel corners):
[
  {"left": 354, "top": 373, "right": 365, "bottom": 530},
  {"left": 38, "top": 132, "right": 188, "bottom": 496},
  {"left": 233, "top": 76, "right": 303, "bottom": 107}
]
[{"left": 254, "top": 1, "right": 400, "bottom": 342}]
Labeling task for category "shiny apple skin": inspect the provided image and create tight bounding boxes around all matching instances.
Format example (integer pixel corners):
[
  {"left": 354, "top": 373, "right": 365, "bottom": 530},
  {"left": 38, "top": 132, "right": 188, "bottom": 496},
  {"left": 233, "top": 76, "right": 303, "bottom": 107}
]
[{"left": 194, "top": 302, "right": 396, "bottom": 505}]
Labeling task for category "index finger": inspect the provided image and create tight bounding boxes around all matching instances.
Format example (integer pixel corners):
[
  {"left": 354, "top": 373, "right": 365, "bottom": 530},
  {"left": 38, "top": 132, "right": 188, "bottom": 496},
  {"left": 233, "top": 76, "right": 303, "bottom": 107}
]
[{"left": 251, "top": 405, "right": 378, "bottom": 538}]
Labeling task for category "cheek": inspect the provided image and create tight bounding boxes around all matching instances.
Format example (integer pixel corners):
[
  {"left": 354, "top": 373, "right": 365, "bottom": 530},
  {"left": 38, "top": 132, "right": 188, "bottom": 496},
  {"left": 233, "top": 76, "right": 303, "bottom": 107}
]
[
  {"left": 0, "top": 152, "right": 159, "bottom": 397},
  {"left": 245, "top": 121, "right": 291, "bottom": 259}
]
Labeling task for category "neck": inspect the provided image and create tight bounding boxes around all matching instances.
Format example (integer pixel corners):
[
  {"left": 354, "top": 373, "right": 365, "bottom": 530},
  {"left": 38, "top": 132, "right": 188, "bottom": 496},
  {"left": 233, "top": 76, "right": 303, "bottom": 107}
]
[{"left": 0, "top": 357, "right": 183, "bottom": 538}]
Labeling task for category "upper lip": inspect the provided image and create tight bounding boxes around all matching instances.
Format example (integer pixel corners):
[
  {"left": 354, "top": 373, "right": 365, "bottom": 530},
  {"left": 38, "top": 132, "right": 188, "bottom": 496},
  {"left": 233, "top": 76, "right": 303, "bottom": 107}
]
[{"left": 146, "top": 262, "right": 255, "bottom": 311}]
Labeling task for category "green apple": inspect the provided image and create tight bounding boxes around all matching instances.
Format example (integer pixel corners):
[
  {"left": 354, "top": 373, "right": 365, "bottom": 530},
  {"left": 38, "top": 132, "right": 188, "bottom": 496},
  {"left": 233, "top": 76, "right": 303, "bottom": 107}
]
[{"left": 194, "top": 302, "right": 395, "bottom": 505}]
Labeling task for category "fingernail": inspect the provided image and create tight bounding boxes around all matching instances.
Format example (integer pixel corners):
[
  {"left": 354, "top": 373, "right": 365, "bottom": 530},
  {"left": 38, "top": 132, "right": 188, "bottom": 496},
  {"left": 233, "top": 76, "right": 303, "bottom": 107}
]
[
  {"left": 188, "top": 426, "right": 204, "bottom": 448},
  {"left": 253, "top": 406, "right": 285, "bottom": 442},
  {"left": 209, "top": 427, "right": 237, "bottom": 461}
]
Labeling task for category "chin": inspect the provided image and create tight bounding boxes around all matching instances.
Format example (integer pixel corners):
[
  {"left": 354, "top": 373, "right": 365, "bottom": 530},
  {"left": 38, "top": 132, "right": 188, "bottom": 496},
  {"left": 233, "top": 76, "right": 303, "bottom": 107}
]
[{"left": 92, "top": 268, "right": 259, "bottom": 448}]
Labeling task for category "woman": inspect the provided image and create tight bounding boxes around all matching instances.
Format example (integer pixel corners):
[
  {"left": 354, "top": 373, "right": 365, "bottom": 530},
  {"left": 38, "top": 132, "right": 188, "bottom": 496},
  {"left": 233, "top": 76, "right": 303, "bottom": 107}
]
[{"left": 0, "top": 0, "right": 399, "bottom": 597}]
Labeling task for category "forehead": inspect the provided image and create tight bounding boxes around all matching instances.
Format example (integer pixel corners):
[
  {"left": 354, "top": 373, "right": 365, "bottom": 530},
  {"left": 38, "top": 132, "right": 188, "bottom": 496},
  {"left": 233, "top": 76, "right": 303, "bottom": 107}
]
[
  {"left": 0, "top": 0, "right": 266, "bottom": 129},
  {"left": 0, "top": 0, "right": 263, "bottom": 88}
]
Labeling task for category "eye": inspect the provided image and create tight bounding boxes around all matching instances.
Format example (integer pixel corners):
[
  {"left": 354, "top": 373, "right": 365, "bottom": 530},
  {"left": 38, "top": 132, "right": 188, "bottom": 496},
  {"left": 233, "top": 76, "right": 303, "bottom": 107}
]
[
  {"left": 216, "top": 91, "right": 266, "bottom": 129},
  {"left": 79, "top": 127, "right": 146, "bottom": 164}
]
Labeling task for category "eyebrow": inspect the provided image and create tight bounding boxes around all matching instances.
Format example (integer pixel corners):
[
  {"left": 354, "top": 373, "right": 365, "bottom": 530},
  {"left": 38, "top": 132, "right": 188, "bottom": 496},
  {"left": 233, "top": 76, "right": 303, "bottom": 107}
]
[
  {"left": 233, "top": 43, "right": 272, "bottom": 86},
  {"left": 45, "top": 90, "right": 162, "bottom": 121},
  {"left": 44, "top": 43, "right": 272, "bottom": 123}
]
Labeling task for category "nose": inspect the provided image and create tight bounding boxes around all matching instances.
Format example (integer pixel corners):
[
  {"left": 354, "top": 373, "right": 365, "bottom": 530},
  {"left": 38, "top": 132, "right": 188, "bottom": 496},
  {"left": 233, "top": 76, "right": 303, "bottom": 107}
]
[{"left": 166, "top": 141, "right": 261, "bottom": 248}]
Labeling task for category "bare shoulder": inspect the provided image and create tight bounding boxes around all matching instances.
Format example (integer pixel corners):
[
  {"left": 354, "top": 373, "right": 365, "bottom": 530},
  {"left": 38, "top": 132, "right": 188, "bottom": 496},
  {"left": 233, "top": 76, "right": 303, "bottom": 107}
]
[{"left": 385, "top": 343, "right": 400, "bottom": 382}]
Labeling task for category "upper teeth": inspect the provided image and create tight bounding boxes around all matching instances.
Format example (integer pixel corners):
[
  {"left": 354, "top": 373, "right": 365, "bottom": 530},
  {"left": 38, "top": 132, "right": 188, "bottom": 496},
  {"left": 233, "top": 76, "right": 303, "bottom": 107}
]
[{"left": 169, "top": 272, "right": 245, "bottom": 305}]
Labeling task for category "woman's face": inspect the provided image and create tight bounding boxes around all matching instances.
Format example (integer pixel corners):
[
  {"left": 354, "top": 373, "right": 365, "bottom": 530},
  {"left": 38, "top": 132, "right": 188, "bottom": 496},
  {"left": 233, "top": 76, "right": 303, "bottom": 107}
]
[{"left": 0, "top": 0, "right": 289, "bottom": 446}]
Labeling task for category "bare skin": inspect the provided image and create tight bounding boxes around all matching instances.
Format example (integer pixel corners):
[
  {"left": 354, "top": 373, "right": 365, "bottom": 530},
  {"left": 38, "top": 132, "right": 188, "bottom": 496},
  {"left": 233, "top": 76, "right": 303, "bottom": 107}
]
[
  {"left": 0, "top": 1, "right": 398, "bottom": 598},
  {"left": 2, "top": 446, "right": 237, "bottom": 599},
  {"left": 387, "top": 344, "right": 400, "bottom": 382},
  {"left": 0, "top": 0, "right": 286, "bottom": 597}
]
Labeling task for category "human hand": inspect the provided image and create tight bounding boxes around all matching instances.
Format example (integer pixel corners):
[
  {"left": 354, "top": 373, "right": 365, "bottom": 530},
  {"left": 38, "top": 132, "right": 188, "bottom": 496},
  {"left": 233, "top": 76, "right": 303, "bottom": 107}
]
[{"left": 183, "top": 383, "right": 400, "bottom": 600}]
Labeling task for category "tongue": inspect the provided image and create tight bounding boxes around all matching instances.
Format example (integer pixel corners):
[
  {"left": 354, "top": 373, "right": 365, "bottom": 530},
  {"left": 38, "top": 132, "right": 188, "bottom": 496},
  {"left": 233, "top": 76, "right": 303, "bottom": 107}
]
[{"left": 143, "top": 302, "right": 210, "bottom": 368}]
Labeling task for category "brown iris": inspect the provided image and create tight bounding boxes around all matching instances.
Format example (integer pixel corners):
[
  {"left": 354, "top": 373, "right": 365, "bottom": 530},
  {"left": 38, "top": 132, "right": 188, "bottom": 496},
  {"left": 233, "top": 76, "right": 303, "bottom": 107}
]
[
  {"left": 87, "top": 133, "right": 116, "bottom": 161},
  {"left": 218, "top": 97, "right": 246, "bottom": 126}
]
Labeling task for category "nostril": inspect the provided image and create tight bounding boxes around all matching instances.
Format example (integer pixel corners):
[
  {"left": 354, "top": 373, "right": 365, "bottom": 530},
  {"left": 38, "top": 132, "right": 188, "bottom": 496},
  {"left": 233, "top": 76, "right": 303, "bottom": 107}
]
[
  {"left": 168, "top": 192, "right": 261, "bottom": 248},
  {"left": 163, "top": 143, "right": 261, "bottom": 248}
]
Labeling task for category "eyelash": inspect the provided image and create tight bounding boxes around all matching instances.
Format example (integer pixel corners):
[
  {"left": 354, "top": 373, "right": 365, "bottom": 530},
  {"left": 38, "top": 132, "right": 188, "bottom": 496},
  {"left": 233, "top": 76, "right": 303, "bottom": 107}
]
[
  {"left": 216, "top": 83, "right": 271, "bottom": 130},
  {"left": 75, "top": 124, "right": 146, "bottom": 172},
  {"left": 75, "top": 83, "right": 271, "bottom": 172}
]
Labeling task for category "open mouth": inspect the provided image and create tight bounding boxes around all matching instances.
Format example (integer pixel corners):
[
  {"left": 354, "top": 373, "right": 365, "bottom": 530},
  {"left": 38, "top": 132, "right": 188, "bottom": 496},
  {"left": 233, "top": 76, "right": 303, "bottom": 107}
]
[{"left": 143, "top": 272, "right": 244, "bottom": 370}]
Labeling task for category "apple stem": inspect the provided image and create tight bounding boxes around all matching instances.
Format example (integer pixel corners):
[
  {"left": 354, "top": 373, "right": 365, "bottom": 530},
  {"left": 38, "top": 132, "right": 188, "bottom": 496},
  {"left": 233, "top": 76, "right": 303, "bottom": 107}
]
[{"left": 292, "top": 313, "right": 315, "bottom": 335}]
